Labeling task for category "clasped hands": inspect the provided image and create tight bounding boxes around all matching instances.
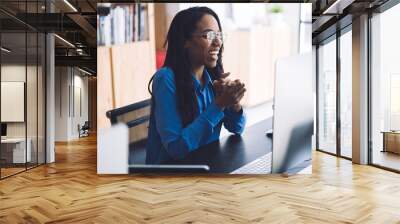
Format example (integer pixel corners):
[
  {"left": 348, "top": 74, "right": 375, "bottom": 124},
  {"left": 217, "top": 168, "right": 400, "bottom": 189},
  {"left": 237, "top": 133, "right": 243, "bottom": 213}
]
[{"left": 213, "top": 72, "right": 246, "bottom": 112}]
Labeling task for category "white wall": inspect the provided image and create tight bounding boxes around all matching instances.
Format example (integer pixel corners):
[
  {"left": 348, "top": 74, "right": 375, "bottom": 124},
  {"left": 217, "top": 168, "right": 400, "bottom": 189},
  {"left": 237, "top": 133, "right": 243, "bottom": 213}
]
[
  {"left": 1, "top": 64, "right": 46, "bottom": 163},
  {"left": 1, "top": 66, "right": 26, "bottom": 137},
  {"left": 168, "top": 3, "right": 301, "bottom": 54},
  {"left": 1, "top": 65, "right": 36, "bottom": 137},
  {"left": 72, "top": 72, "right": 89, "bottom": 138},
  {"left": 55, "top": 67, "right": 68, "bottom": 141},
  {"left": 55, "top": 67, "right": 89, "bottom": 141}
]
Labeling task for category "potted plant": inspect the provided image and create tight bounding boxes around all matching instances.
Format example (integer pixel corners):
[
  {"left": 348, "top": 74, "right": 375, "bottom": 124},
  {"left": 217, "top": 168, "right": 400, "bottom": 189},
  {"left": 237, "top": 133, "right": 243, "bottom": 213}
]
[{"left": 268, "top": 5, "right": 284, "bottom": 26}]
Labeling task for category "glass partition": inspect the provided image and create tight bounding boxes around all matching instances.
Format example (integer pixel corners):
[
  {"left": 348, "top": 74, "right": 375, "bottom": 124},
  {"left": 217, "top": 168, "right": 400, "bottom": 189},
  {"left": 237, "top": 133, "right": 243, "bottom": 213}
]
[
  {"left": 317, "top": 37, "right": 337, "bottom": 155},
  {"left": 0, "top": 1, "right": 46, "bottom": 179},
  {"left": 370, "top": 3, "right": 400, "bottom": 171},
  {"left": 1, "top": 31, "right": 28, "bottom": 177},
  {"left": 339, "top": 28, "right": 352, "bottom": 158}
]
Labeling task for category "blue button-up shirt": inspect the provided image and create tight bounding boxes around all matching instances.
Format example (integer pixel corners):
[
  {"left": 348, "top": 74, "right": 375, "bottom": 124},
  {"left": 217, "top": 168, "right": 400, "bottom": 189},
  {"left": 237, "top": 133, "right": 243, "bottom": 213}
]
[{"left": 146, "top": 67, "right": 246, "bottom": 164}]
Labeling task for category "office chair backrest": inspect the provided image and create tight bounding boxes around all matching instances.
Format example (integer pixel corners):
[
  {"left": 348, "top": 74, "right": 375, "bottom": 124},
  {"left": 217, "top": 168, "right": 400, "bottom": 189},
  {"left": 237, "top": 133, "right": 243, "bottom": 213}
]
[
  {"left": 82, "top": 121, "right": 90, "bottom": 130},
  {"left": 106, "top": 99, "right": 151, "bottom": 143}
]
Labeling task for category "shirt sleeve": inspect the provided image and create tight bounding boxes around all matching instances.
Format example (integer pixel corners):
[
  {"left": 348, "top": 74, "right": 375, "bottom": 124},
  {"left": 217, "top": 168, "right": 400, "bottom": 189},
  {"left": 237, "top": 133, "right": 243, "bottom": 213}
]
[
  {"left": 223, "top": 107, "right": 246, "bottom": 134},
  {"left": 153, "top": 69, "right": 225, "bottom": 160}
]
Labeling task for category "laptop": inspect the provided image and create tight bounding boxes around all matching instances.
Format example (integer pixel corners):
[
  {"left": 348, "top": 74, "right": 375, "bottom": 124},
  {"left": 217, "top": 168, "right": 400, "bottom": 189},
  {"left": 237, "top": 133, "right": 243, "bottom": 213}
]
[{"left": 231, "top": 53, "right": 313, "bottom": 175}]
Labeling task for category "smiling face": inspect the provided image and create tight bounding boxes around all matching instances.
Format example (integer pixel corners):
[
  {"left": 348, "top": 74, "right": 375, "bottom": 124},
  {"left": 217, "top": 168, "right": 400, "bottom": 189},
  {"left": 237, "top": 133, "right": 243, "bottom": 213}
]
[{"left": 185, "top": 14, "right": 222, "bottom": 70}]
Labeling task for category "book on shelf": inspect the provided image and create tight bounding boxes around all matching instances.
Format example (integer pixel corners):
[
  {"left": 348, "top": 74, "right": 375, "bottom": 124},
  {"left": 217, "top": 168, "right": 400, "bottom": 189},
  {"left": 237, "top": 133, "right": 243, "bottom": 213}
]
[
  {"left": 139, "top": 4, "right": 149, "bottom": 41},
  {"left": 97, "top": 3, "right": 149, "bottom": 46}
]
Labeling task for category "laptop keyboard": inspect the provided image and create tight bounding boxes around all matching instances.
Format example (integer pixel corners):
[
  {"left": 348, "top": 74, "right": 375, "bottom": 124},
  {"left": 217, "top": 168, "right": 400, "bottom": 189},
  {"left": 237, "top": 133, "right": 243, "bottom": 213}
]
[{"left": 230, "top": 153, "right": 272, "bottom": 174}]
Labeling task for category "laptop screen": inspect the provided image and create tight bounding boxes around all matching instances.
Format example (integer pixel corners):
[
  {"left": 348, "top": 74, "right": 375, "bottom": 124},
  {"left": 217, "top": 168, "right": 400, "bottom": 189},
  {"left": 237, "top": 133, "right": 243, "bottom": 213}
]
[{"left": 272, "top": 53, "right": 314, "bottom": 174}]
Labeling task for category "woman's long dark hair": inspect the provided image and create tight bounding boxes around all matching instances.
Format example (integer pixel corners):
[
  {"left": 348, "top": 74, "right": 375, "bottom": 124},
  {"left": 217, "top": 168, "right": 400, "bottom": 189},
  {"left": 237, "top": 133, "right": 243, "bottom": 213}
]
[{"left": 148, "top": 7, "right": 224, "bottom": 127}]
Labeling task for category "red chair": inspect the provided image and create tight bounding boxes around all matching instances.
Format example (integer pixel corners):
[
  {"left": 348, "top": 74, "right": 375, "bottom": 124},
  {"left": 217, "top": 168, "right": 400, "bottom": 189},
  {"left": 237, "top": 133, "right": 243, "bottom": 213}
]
[{"left": 156, "top": 50, "right": 166, "bottom": 70}]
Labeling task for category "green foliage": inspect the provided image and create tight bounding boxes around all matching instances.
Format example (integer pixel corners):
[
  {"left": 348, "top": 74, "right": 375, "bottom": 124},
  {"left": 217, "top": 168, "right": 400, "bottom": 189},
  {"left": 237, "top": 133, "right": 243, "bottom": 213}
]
[{"left": 270, "top": 5, "right": 283, "bottom": 14}]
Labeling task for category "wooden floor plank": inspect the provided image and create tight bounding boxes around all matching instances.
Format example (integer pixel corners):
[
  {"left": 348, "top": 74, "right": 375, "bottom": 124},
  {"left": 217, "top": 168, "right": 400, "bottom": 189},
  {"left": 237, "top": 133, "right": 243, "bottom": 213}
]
[{"left": 1, "top": 134, "right": 400, "bottom": 223}]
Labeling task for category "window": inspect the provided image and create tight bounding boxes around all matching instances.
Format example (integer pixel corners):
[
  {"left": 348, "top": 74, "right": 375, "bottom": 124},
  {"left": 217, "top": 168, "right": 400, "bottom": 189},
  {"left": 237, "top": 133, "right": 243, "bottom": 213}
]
[
  {"left": 317, "top": 37, "right": 337, "bottom": 154},
  {"left": 370, "top": 2, "right": 400, "bottom": 171},
  {"left": 299, "top": 3, "right": 312, "bottom": 53},
  {"left": 339, "top": 28, "right": 352, "bottom": 158}
]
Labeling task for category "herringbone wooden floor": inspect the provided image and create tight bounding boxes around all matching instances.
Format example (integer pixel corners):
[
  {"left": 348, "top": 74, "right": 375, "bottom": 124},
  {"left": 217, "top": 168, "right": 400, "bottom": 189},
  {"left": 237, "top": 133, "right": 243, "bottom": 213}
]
[{"left": 1, "top": 135, "right": 400, "bottom": 224}]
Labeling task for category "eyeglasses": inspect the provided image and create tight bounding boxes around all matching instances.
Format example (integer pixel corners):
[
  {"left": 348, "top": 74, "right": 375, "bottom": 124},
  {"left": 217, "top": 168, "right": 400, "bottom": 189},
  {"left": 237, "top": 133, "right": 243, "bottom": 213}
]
[{"left": 193, "top": 31, "right": 226, "bottom": 44}]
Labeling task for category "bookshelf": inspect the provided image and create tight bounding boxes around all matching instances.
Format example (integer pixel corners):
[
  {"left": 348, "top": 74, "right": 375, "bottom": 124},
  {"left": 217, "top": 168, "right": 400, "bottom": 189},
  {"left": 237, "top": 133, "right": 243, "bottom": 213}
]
[
  {"left": 97, "top": 3, "right": 155, "bottom": 142},
  {"left": 98, "top": 3, "right": 150, "bottom": 46}
]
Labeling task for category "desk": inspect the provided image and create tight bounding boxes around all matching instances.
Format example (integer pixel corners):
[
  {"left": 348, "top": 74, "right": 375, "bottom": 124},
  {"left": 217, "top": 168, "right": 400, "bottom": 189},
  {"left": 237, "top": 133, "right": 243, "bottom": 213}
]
[
  {"left": 130, "top": 118, "right": 273, "bottom": 173},
  {"left": 382, "top": 131, "right": 400, "bottom": 154},
  {"left": 1, "top": 138, "right": 31, "bottom": 164}
]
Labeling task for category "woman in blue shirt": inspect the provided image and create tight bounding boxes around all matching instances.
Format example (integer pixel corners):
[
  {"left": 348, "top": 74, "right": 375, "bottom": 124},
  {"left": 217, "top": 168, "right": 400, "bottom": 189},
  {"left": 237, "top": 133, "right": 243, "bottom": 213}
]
[{"left": 146, "top": 7, "right": 246, "bottom": 164}]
